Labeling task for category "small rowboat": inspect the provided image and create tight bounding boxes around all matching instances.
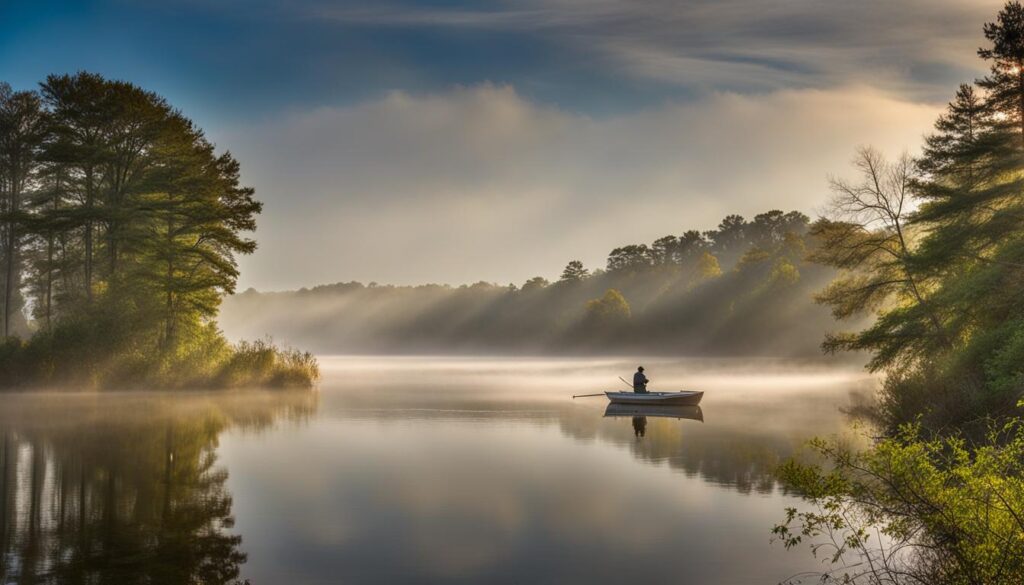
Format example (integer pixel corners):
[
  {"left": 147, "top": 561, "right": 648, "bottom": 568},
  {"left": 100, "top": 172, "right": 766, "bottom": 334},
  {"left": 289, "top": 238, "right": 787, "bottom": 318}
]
[
  {"left": 605, "top": 391, "right": 704, "bottom": 406},
  {"left": 604, "top": 403, "right": 703, "bottom": 422}
]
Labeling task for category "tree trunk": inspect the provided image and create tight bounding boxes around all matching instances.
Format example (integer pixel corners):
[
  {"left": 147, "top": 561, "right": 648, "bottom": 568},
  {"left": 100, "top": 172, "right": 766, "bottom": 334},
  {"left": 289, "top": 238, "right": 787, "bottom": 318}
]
[
  {"left": 84, "top": 166, "right": 94, "bottom": 302},
  {"left": 1017, "top": 61, "right": 1024, "bottom": 147},
  {"left": 4, "top": 159, "right": 22, "bottom": 338},
  {"left": 165, "top": 216, "right": 175, "bottom": 349}
]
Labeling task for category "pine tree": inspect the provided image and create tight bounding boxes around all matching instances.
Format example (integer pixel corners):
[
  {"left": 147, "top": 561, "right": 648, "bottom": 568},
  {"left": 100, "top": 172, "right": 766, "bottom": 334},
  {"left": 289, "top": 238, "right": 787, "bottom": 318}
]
[
  {"left": 39, "top": 73, "right": 111, "bottom": 302},
  {"left": 978, "top": 1, "right": 1024, "bottom": 146},
  {"left": 0, "top": 85, "right": 45, "bottom": 337},
  {"left": 559, "top": 260, "right": 589, "bottom": 282}
]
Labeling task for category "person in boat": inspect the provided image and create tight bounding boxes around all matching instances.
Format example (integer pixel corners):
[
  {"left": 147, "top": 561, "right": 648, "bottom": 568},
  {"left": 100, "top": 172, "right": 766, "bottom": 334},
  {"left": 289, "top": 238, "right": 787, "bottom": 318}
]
[{"left": 633, "top": 366, "right": 649, "bottom": 393}]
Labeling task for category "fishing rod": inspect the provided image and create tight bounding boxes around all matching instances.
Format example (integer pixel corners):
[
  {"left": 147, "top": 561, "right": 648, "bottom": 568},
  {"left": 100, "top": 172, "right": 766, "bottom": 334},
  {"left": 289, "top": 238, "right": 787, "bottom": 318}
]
[{"left": 573, "top": 376, "right": 635, "bottom": 398}]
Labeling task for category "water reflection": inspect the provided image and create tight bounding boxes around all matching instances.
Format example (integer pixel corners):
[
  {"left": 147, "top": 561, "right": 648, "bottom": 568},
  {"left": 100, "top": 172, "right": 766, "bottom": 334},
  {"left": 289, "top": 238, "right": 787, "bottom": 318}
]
[
  {"left": 603, "top": 403, "right": 704, "bottom": 422},
  {"left": 220, "top": 357, "right": 872, "bottom": 584},
  {"left": 632, "top": 416, "right": 647, "bottom": 437},
  {"left": 321, "top": 359, "right": 865, "bottom": 494},
  {"left": 603, "top": 404, "right": 705, "bottom": 440},
  {"left": 0, "top": 358, "right": 874, "bottom": 585},
  {"left": 0, "top": 391, "right": 317, "bottom": 585}
]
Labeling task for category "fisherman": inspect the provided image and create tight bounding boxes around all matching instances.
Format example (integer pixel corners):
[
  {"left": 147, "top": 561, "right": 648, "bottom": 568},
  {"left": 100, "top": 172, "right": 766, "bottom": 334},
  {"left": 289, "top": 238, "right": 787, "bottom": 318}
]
[{"left": 633, "top": 366, "right": 649, "bottom": 393}]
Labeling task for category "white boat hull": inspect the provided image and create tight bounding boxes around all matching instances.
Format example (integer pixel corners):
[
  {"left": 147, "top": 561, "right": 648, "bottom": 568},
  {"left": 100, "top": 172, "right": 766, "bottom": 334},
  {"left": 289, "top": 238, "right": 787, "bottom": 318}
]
[{"left": 605, "top": 391, "right": 704, "bottom": 406}]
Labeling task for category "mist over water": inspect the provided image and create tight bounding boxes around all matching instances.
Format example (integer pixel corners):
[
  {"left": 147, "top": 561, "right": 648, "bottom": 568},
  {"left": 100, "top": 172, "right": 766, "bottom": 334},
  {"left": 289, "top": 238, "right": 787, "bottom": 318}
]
[{"left": 0, "top": 356, "right": 872, "bottom": 584}]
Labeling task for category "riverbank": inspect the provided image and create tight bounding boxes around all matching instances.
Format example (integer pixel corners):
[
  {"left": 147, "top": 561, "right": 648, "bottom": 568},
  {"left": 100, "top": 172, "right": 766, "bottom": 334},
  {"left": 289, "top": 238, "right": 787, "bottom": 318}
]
[{"left": 0, "top": 333, "right": 319, "bottom": 391}]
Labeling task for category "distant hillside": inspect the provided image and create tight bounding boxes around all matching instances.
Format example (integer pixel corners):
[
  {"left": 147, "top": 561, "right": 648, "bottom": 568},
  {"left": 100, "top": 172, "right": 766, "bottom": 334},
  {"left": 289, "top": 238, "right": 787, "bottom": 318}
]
[{"left": 220, "top": 210, "right": 856, "bottom": 358}]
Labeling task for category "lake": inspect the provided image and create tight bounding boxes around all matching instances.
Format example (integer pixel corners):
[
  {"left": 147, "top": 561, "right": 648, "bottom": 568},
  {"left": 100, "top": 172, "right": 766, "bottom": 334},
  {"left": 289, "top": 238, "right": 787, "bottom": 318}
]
[{"left": 0, "top": 356, "right": 874, "bottom": 584}]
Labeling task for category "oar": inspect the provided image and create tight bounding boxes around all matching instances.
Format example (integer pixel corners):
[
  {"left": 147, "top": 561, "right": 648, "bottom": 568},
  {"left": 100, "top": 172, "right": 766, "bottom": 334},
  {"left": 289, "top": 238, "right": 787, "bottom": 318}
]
[{"left": 618, "top": 376, "right": 634, "bottom": 389}]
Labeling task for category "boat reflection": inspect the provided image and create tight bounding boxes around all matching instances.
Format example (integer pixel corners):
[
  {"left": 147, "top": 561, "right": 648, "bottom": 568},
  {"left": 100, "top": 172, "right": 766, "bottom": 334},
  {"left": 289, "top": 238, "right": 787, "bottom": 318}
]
[{"left": 603, "top": 403, "right": 704, "bottom": 422}]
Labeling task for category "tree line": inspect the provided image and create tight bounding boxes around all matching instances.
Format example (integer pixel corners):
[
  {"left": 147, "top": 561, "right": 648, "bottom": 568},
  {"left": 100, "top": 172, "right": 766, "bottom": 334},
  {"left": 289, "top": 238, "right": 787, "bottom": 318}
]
[
  {"left": 0, "top": 72, "right": 316, "bottom": 388},
  {"left": 776, "top": 3, "right": 1024, "bottom": 583},
  {"left": 220, "top": 208, "right": 843, "bottom": 357},
  {"left": 809, "top": 2, "right": 1024, "bottom": 428}
]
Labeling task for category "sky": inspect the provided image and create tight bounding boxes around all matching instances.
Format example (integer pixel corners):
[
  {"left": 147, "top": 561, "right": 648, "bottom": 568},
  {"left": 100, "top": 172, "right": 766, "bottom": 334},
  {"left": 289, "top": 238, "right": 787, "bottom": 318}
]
[{"left": 0, "top": 0, "right": 1006, "bottom": 290}]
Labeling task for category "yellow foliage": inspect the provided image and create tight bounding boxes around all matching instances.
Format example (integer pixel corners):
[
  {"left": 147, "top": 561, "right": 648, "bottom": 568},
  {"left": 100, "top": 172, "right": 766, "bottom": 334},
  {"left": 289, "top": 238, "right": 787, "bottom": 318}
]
[
  {"left": 584, "top": 289, "right": 631, "bottom": 321},
  {"left": 697, "top": 251, "right": 722, "bottom": 278}
]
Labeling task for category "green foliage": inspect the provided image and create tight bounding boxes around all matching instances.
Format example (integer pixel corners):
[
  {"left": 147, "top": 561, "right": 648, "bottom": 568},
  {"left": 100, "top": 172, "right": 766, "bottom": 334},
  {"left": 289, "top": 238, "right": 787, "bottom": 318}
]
[
  {"left": 978, "top": 1, "right": 1024, "bottom": 142},
  {"left": 521, "top": 276, "right": 549, "bottom": 292},
  {"left": 811, "top": 1, "right": 1024, "bottom": 423},
  {"left": 985, "top": 319, "right": 1024, "bottom": 394},
  {"left": 776, "top": 421, "right": 1024, "bottom": 584},
  {"left": 218, "top": 338, "right": 319, "bottom": 389},
  {"left": 0, "top": 72, "right": 316, "bottom": 390},
  {"left": 781, "top": 6, "right": 1024, "bottom": 583},
  {"left": 0, "top": 82, "right": 46, "bottom": 338},
  {"left": 606, "top": 244, "right": 651, "bottom": 272},
  {"left": 769, "top": 258, "right": 800, "bottom": 285},
  {"left": 811, "top": 149, "right": 955, "bottom": 374},
  {"left": 559, "top": 260, "right": 589, "bottom": 282},
  {"left": 0, "top": 323, "right": 317, "bottom": 389}
]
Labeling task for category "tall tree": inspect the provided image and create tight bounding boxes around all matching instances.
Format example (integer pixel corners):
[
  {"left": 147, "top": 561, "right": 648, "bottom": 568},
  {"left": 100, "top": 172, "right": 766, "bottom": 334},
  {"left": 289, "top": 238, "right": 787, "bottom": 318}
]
[
  {"left": 904, "top": 4, "right": 1024, "bottom": 388},
  {"left": 979, "top": 1, "right": 1024, "bottom": 145},
  {"left": 917, "top": 84, "right": 988, "bottom": 183},
  {"left": 131, "top": 115, "right": 260, "bottom": 348},
  {"left": 0, "top": 85, "right": 45, "bottom": 337},
  {"left": 520, "top": 276, "right": 549, "bottom": 292},
  {"left": 24, "top": 159, "right": 73, "bottom": 328},
  {"left": 100, "top": 81, "right": 172, "bottom": 278},
  {"left": 705, "top": 214, "right": 748, "bottom": 265},
  {"left": 559, "top": 260, "right": 589, "bottom": 282},
  {"left": 811, "top": 148, "right": 951, "bottom": 371},
  {"left": 0, "top": 72, "right": 263, "bottom": 366},
  {"left": 39, "top": 73, "right": 111, "bottom": 302},
  {"left": 650, "top": 235, "right": 678, "bottom": 265},
  {"left": 673, "top": 230, "right": 707, "bottom": 265},
  {"left": 912, "top": 84, "right": 993, "bottom": 278},
  {"left": 606, "top": 244, "right": 651, "bottom": 272}
]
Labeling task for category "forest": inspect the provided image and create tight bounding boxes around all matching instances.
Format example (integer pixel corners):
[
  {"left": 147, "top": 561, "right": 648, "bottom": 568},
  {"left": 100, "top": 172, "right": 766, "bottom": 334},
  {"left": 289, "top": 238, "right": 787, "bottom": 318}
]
[
  {"left": 221, "top": 209, "right": 851, "bottom": 357},
  {"left": 5, "top": 1, "right": 1024, "bottom": 582},
  {"left": 774, "top": 3, "right": 1024, "bottom": 583},
  {"left": 0, "top": 73, "right": 317, "bottom": 389}
]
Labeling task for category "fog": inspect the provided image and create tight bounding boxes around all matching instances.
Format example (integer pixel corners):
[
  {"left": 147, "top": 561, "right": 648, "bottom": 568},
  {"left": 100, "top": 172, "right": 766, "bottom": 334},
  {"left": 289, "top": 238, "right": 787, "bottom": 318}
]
[{"left": 219, "top": 210, "right": 862, "bottom": 358}]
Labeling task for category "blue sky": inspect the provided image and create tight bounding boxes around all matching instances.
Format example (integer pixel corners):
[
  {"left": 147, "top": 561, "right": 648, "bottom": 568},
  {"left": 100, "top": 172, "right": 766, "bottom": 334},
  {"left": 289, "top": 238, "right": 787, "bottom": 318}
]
[
  {"left": 3, "top": 0, "right": 703, "bottom": 122},
  {"left": 0, "top": 0, "right": 1006, "bottom": 289}
]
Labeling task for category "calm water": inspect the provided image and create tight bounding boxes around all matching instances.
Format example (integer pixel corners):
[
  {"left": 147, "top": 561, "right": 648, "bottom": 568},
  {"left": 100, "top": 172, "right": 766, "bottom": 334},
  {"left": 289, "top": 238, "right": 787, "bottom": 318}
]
[{"left": 0, "top": 357, "right": 874, "bottom": 584}]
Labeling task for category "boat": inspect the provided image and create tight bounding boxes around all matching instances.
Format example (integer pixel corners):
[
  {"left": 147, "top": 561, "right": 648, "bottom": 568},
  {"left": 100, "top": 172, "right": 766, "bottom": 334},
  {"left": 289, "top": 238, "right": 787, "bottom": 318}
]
[
  {"left": 604, "top": 391, "right": 704, "bottom": 406},
  {"left": 603, "top": 403, "right": 703, "bottom": 422}
]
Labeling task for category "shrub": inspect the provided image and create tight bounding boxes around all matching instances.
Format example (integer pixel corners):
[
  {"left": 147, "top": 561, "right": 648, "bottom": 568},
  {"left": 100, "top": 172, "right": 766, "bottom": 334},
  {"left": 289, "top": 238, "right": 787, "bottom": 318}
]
[
  {"left": 216, "top": 338, "right": 319, "bottom": 389},
  {"left": 0, "top": 327, "right": 319, "bottom": 391},
  {"left": 775, "top": 419, "right": 1024, "bottom": 585}
]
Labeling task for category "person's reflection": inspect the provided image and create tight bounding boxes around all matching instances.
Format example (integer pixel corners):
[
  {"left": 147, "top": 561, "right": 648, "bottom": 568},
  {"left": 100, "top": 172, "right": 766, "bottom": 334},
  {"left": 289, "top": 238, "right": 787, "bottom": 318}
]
[{"left": 632, "top": 416, "right": 647, "bottom": 438}]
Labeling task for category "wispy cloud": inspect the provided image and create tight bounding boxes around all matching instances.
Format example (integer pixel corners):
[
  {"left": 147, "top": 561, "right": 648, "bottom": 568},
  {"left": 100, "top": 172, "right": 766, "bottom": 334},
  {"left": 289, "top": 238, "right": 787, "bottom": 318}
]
[{"left": 310, "top": 0, "right": 999, "bottom": 100}]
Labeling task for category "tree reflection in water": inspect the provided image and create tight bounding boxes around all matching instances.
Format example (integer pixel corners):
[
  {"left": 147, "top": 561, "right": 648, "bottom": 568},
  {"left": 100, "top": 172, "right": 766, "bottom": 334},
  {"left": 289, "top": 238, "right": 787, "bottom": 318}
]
[{"left": 0, "top": 391, "right": 317, "bottom": 585}]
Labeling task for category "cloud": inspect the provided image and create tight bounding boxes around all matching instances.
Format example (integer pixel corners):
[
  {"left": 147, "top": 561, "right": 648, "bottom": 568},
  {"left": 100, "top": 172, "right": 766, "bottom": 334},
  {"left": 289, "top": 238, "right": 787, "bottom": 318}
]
[
  {"left": 219, "top": 83, "right": 940, "bottom": 290},
  {"left": 311, "top": 0, "right": 1002, "bottom": 99}
]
